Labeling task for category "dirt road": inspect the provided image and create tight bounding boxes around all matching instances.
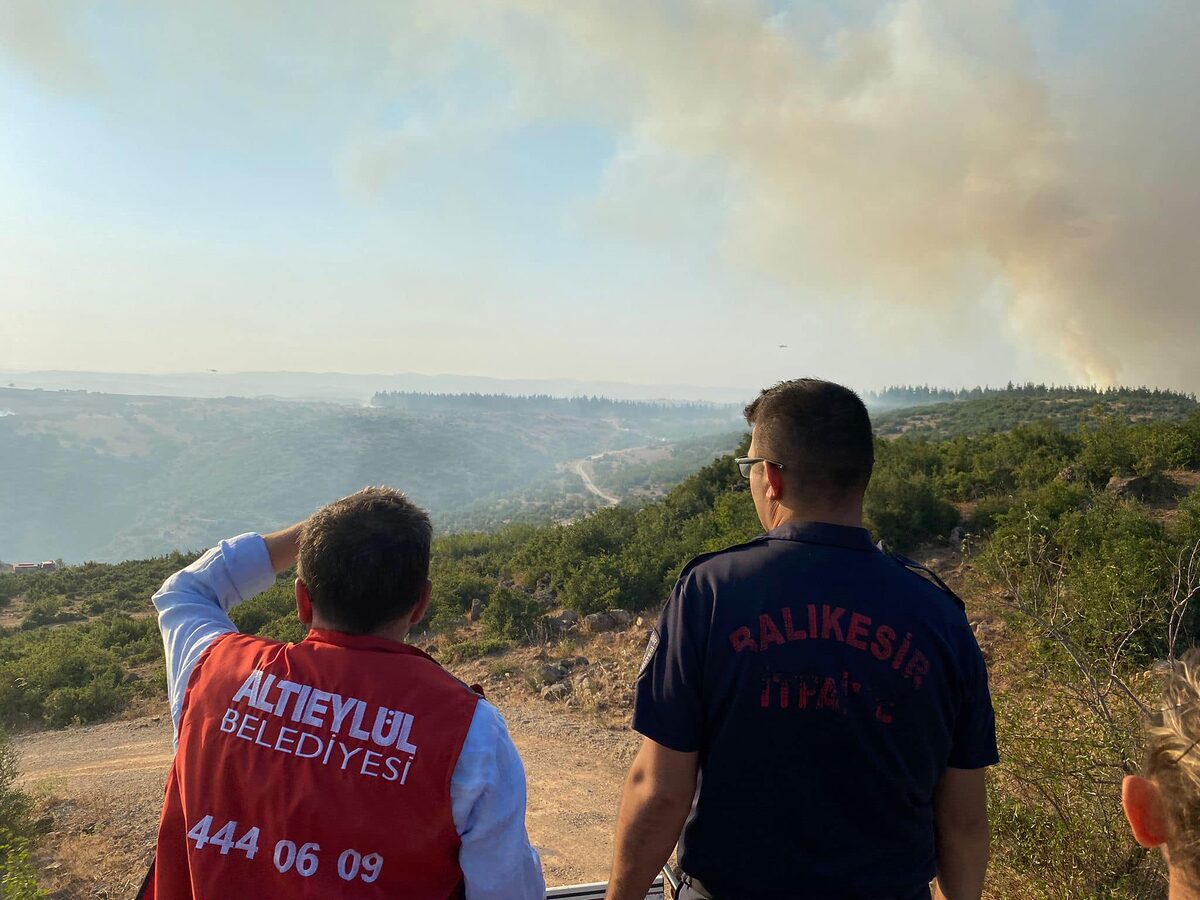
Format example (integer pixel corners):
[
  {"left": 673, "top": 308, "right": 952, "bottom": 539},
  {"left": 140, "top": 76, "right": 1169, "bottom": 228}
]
[
  {"left": 15, "top": 695, "right": 639, "bottom": 897},
  {"left": 573, "top": 459, "right": 621, "bottom": 507}
]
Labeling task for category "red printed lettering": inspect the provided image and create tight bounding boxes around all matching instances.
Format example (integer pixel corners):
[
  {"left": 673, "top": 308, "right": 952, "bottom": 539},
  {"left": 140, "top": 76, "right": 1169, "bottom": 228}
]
[
  {"left": 892, "top": 632, "right": 913, "bottom": 670},
  {"left": 730, "top": 626, "right": 758, "bottom": 653},
  {"left": 781, "top": 607, "right": 806, "bottom": 641},
  {"left": 845, "top": 613, "right": 871, "bottom": 650},
  {"left": 904, "top": 651, "right": 930, "bottom": 688},
  {"left": 758, "top": 613, "right": 786, "bottom": 650},
  {"left": 797, "top": 680, "right": 817, "bottom": 710},
  {"left": 870, "top": 625, "right": 896, "bottom": 662},
  {"left": 817, "top": 677, "right": 840, "bottom": 710},
  {"left": 774, "top": 674, "right": 790, "bottom": 708},
  {"left": 821, "top": 605, "right": 846, "bottom": 642}
]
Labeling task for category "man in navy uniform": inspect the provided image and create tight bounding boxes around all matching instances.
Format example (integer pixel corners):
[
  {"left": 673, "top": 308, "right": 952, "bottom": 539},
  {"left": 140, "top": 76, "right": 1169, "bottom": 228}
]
[{"left": 606, "top": 379, "right": 997, "bottom": 900}]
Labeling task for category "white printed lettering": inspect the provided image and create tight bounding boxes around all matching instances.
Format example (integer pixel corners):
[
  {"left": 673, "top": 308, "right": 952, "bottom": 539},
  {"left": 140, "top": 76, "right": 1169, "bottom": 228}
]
[
  {"left": 347, "top": 700, "right": 371, "bottom": 741},
  {"left": 220, "top": 708, "right": 239, "bottom": 733},
  {"left": 370, "top": 708, "right": 402, "bottom": 746},
  {"left": 274, "top": 726, "right": 298, "bottom": 753},
  {"left": 383, "top": 756, "right": 403, "bottom": 782},
  {"left": 289, "top": 685, "right": 313, "bottom": 722},
  {"left": 301, "top": 689, "right": 333, "bottom": 728},
  {"left": 295, "top": 732, "right": 324, "bottom": 759},
  {"left": 338, "top": 744, "right": 364, "bottom": 770},
  {"left": 273, "top": 681, "right": 303, "bottom": 718},
  {"left": 394, "top": 712, "right": 418, "bottom": 754},
  {"left": 236, "top": 713, "right": 260, "bottom": 741},
  {"left": 361, "top": 852, "right": 383, "bottom": 883},
  {"left": 209, "top": 820, "right": 237, "bottom": 854},
  {"left": 360, "top": 749, "right": 382, "bottom": 777},
  {"left": 296, "top": 842, "right": 320, "bottom": 877},
  {"left": 231, "top": 671, "right": 261, "bottom": 705},
  {"left": 329, "top": 693, "right": 358, "bottom": 734},
  {"left": 338, "top": 848, "right": 362, "bottom": 880},
  {"left": 249, "top": 673, "right": 277, "bottom": 712}
]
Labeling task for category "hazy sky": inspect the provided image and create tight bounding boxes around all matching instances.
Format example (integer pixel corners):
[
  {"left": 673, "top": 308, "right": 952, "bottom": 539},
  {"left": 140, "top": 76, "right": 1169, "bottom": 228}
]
[{"left": 1, "top": 1, "right": 1197, "bottom": 394}]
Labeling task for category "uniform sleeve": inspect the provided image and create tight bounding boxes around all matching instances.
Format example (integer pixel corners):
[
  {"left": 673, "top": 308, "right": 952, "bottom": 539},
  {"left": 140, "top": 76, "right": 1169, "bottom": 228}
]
[
  {"left": 451, "top": 700, "right": 545, "bottom": 900},
  {"left": 631, "top": 571, "right": 708, "bottom": 753},
  {"left": 946, "top": 634, "right": 1000, "bottom": 769},
  {"left": 153, "top": 533, "right": 277, "bottom": 743}
]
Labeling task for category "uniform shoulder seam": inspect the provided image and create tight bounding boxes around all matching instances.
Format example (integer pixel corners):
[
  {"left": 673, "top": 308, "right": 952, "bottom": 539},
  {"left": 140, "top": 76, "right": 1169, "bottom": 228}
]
[
  {"left": 677, "top": 534, "right": 770, "bottom": 579},
  {"left": 887, "top": 552, "right": 966, "bottom": 612}
]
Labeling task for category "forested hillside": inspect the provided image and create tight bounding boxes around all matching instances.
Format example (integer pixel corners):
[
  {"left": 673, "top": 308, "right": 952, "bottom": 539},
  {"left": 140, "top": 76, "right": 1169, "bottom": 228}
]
[
  {"left": 0, "top": 388, "right": 741, "bottom": 563},
  {"left": 5, "top": 393, "right": 1200, "bottom": 896},
  {"left": 873, "top": 385, "right": 1197, "bottom": 437}
]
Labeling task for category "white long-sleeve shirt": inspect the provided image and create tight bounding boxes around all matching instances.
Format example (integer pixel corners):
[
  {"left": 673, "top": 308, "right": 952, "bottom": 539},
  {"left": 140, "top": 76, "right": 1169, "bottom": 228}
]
[{"left": 154, "top": 532, "right": 545, "bottom": 900}]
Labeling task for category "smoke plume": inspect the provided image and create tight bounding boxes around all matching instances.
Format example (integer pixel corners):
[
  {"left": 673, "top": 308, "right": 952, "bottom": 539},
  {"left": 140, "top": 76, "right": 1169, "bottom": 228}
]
[
  {"left": 376, "top": 0, "right": 1200, "bottom": 388},
  {"left": 3, "top": 1, "right": 1198, "bottom": 388}
]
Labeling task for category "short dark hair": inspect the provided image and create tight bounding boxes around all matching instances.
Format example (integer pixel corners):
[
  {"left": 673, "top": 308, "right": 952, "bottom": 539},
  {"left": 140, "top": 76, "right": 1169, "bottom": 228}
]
[
  {"left": 743, "top": 378, "right": 874, "bottom": 502},
  {"left": 297, "top": 487, "right": 432, "bottom": 635}
]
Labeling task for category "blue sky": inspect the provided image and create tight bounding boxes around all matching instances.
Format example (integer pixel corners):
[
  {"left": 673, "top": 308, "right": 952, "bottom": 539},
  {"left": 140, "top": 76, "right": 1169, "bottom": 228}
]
[{"left": 1, "top": 1, "right": 1196, "bottom": 394}]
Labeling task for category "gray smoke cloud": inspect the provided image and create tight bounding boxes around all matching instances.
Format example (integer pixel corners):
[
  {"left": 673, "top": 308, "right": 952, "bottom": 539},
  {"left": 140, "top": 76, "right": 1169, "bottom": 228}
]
[
  {"left": 372, "top": 0, "right": 1200, "bottom": 388},
  {"left": 3, "top": 1, "right": 1198, "bottom": 388}
]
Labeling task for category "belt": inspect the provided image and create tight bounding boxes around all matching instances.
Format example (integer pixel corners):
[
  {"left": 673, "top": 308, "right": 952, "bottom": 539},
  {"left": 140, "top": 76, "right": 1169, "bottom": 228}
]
[
  {"left": 678, "top": 874, "right": 715, "bottom": 900},
  {"left": 677, "top": 873, "right": 932, "bottom": 900}
]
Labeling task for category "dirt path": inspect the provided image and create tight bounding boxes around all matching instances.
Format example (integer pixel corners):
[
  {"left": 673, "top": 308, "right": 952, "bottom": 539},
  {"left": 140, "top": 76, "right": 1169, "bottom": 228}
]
[
  {"left": 15, "top": 696, "right": 638, "bottom": 897},
  {"left": 573, "top": 459, "right": 621, "bottom": 507}
]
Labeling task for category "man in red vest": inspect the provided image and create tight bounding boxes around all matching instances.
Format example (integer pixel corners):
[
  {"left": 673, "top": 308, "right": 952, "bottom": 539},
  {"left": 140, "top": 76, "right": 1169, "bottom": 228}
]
[{"left": 144, "top": 487, "right": 545, "bottom": 898}]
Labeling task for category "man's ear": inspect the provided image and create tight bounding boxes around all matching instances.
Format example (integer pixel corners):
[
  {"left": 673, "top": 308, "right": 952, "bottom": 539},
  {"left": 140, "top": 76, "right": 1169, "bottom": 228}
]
[
  {"left": 408, "top": 579, "right": 434, "bottom": 627},
  {"left": 764, "top": 460, "right": 787, "bottom": 502},
  {"left": 1123, "top": 774, "right": 1169, "bottom": 849},
  {"left": 295, "top": 578, "right": 314, "bottom": 626}
]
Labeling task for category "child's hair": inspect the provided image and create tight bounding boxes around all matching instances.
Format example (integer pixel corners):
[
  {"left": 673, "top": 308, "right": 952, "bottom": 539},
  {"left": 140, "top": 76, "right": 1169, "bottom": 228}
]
[{"left": 1144, "top": 649, "right": 1200, "bottom": 883}]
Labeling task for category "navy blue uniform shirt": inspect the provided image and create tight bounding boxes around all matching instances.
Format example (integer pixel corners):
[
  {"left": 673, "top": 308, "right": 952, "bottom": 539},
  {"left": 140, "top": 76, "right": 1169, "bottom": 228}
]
[{"left": 633, "top": 522, "right": 998, "bottom": 900}]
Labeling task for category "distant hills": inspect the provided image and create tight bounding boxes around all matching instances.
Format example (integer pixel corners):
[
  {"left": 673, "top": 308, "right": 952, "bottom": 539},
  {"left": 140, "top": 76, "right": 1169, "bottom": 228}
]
[
  {"left": 6, "top": 380, "right": 1198, "bottom": 564},
  {"left": 0, "top": 370, "right": 756, "bottom": 406},
  {"left": 0, "top": 387, "right": 742, "bottom": 563},
  {"left": 872, "top": 385, "right": 1198, "bottom": 438}
]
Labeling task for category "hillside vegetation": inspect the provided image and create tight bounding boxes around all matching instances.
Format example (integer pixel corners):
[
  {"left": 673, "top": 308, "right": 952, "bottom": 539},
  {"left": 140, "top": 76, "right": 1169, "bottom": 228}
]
[
  {"left": 4, "top": 390, "right": 1200, "bottom": 896},
  {"left": 0, "top": 388, "right": 741, "bottom": 562},
  {"left": 873, "top": 385, "right": 1198, "bottom": 438}
]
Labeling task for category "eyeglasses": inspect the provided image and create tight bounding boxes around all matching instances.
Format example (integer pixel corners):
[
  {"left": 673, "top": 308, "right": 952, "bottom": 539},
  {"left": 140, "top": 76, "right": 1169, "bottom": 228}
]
[{"left": 734, "top": 457, "right": 786, "bottom": 479}]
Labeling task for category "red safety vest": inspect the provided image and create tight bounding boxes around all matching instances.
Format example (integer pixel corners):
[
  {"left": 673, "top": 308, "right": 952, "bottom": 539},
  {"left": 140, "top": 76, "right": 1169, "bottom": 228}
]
[{"left": 145, "top": 629, "right": 480, "bottom": 899}]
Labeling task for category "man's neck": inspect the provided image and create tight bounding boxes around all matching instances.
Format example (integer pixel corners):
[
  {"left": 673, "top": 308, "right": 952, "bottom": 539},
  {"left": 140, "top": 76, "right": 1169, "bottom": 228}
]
[
  {"left": 770, "top": 505, "right": 864, "bottom": 530},
  {"left": 310, "top": 618, "right": 413, "bottom": 644}
]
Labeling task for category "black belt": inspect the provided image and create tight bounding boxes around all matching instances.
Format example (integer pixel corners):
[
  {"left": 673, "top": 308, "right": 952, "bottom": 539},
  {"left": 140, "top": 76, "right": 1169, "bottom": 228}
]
[{"left": 676, "top": 873, "right": 932, "bottom": 900}]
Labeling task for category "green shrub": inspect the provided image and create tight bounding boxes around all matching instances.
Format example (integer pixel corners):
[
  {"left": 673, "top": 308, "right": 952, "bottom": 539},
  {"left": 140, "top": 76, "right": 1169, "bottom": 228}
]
[
  {"left": 968, "top": 494, "right": 1014, "bottom": 535},
  {"left": 229, "top": 579, "right": 295, "bottom": 634},
  {"left": 428, "top": 572, "right": 497, "bottom": 631},
  {"left": 557, "top": 558, "right": 622, "bottom": 614},
  {"left": 0, "top": 614, "right": 157, "bottom": 728},
  {"left": 42, "top": 675, "right": 125, "bottom": 728},
  {"left": 255, "top": 615, "right": 309, "bottom": 644},
  {"left": 480, "top": 586, "right": 543, "bottom": 640},
  {"left": 982, "top": 487, "right": 1172, "bottom": 667},
  {"left": 864, "top": 468, "right": 959, "bottom": 552},
  {"left": 436, "top": 637, "right": 512, "bottom": 663},
  {"left": 0, "top": 729, "right": 42, "bottom": 898}
]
